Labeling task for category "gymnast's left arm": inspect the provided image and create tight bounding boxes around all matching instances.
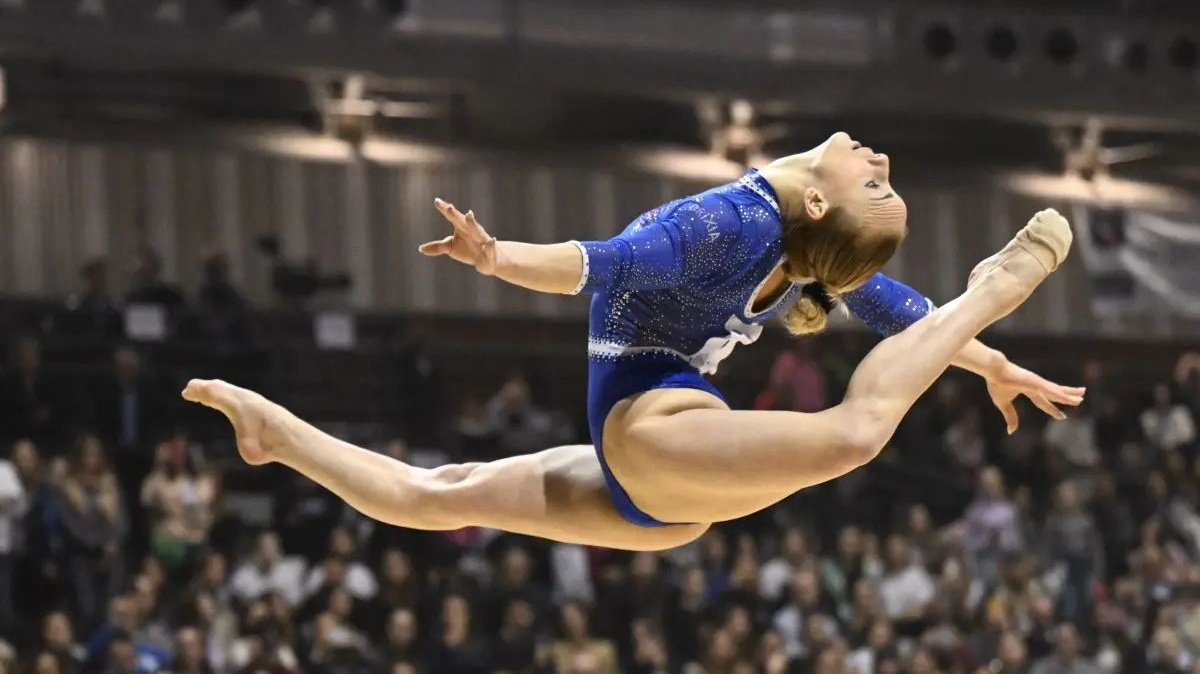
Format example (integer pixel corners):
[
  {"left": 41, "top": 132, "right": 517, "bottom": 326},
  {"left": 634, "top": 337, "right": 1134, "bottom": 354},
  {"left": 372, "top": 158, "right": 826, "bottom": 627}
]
[{"left": 843, "top": 273, "right": 1086, "bottom": 432}]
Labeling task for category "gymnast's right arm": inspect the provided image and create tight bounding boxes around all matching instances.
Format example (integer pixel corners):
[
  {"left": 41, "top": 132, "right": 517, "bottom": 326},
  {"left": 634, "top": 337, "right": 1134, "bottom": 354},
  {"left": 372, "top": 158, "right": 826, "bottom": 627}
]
[
  {"left": 420, "top": 194, "right": 741, "bottom": 296},
  {"left": 419, "top": 197, "right": 586, "bottom": 295}
]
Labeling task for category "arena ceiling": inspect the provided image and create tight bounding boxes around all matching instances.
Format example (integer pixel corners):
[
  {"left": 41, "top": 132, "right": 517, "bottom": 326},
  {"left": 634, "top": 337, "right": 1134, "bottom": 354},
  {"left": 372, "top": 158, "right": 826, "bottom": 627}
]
[{"left": 0, "top": 0, "right": 1198, "bottom": 184}]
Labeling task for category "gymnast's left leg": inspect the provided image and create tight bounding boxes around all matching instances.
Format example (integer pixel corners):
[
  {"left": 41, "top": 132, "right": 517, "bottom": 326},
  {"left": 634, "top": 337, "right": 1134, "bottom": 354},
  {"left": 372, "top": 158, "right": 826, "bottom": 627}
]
[{"left": 182, "top": 380, "right": 707, "bottom": 551}]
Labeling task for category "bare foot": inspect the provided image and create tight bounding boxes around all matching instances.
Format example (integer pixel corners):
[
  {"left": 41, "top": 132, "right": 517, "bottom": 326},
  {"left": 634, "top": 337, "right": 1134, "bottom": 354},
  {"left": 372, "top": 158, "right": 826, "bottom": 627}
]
[
  {"left": 182, "top": 379, "right": 294, "bottom": 466},
  {"left": 967, "top": 208, "right": 1073, "bottom": 311}
]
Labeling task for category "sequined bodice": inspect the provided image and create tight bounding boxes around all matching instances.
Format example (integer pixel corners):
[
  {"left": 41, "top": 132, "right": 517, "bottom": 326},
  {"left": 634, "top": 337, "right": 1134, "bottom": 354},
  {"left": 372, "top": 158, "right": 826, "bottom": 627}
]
[
  {"left": 580, "top": 173, "right": 799, "bottom": 374},
  {"left": 572, "top": 170, "right": 935, "bottom": 376}
]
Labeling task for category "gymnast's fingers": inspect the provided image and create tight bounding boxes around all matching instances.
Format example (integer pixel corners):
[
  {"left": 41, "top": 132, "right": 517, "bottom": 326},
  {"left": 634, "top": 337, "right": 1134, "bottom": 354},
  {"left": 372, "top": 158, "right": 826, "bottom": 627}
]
[
  {"left": 1047, "top": 388, "right": 1084, "bottom": 406},
  {"left": 1030, "top": 393, "right": 1067, "bottom": 421},
  {"left": 419, "top": 236, "right": 454, "bottom": 256},
  {"left": 434, "top": 198, "right": 468, "bottom": 231},
  {"left": 1047, "top": 382, "right": 1085, "bottom": 405},
  {"left": 998, "top": 399, "right": 1020, "bottom": 435},
  {"left": 464, "top": 211, "right": 492, "bottom": 239}
]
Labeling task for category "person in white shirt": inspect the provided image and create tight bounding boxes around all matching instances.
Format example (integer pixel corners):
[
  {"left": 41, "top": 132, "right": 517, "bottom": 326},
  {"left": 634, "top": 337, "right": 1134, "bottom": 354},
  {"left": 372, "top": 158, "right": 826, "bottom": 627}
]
[
  {"left": 877, "top": 534, "right": 935, "bottom": 622},
  {"left": 229, "top": 531, "right": 306, "bottom": 606},
  {"left": 1141, "top": 384, "right": 1197, "bottom": 453},
  {"left": 759, "top": 528, "right": 812, "bottom": 604},
  {"left": 301, "top": 526, "right": 377, "bottom": 602},
  {"left": 0, "top": 451, "right": 27, "bottom": 632}
]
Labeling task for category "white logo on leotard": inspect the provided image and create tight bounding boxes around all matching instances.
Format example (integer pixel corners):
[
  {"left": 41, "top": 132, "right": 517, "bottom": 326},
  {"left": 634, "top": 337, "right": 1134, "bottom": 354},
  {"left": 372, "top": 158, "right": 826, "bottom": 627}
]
[{"left": 689, "top": 315, "right": 763, "bottom": 374}]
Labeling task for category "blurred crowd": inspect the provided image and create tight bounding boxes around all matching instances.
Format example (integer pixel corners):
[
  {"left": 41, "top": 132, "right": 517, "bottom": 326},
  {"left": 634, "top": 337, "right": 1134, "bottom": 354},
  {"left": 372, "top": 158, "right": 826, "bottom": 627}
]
[{"left": 1, "top": 279, "right": 1199, "bottom": 674}]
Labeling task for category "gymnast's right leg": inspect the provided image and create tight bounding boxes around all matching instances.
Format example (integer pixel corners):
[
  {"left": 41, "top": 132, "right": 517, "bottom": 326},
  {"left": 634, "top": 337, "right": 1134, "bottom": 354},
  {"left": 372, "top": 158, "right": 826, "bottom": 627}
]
[{"left": 181, "top": 380, "right": 707, "bottom": 551}]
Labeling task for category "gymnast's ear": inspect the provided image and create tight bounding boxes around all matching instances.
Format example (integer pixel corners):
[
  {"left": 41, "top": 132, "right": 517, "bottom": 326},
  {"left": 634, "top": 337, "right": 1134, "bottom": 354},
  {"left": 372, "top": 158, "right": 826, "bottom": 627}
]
[{"left": 802, "top": 186, "right": 831, "bottom": 222}]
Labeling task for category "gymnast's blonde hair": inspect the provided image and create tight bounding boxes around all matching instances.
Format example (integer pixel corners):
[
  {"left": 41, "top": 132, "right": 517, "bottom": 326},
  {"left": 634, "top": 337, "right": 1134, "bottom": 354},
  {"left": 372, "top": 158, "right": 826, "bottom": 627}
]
[{"left": 780, "top": 199, "right": 908, "bottom": 335}]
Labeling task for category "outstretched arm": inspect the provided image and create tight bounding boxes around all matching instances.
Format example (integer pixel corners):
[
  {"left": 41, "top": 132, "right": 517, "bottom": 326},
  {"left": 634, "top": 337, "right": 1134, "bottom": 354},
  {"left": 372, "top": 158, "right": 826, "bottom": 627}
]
[
  {"left": 844, "top": 273, "right": 1085, "bottom": 432},
  {"left": 420, "top": 195, "right": 744, "bottom": 296},
  {"left": 419, "top": 198, "right": 586, "bottom": 295}
]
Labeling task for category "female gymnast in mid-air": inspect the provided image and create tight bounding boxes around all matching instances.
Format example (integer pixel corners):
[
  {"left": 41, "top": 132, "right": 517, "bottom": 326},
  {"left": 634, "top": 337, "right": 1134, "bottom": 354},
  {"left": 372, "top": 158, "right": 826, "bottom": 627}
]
[{"left": 184, "top": 132, "right": 1083, "bottom": 551}]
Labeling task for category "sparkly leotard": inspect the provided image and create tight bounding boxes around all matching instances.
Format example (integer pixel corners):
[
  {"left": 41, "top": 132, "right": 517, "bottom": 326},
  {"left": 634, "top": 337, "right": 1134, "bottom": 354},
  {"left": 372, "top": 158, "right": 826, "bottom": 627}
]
[{"left": 572, "top": 170, "right": 934, "bottom": 526}]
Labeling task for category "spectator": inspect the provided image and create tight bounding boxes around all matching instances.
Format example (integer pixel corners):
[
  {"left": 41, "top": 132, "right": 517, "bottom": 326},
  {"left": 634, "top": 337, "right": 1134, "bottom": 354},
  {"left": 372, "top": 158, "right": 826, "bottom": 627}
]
[
  {"left": 878, "top": 534, "right": 936, "bottom": 625},
  {"left": 484, "top": 545, "right": 547, "bottom": 635},
  {"left": 0, "top": 446, "right": 25, "bottom": 636},
  {"left": 229, "top": 532, "right": 306, "bottom": 607},
  {"left": 125, "top": 246, "right": 185, "bottom": 310},
  {"left": 40, "top": 611, "right": 85, "bottom": 670},
  {"left": 1042, "top": 406, "right": 1100, "bottom": 472},
  {"left": 821, "top": 525, "right": 883, "bottom": 618},
  {"left": 985, "top": 630, "right": 1031, "bottom": 674},
  {"left": 64, "top": 258, "right": 122, "bottom": 338},
  {"left": 963, "top": 467, "right": 1023, "bottom": 585},
  {"left": 426, "top": 594, "right": 490, "bottom": 674},
  {"left": 552, "top": 602, "right": 617, "bottom": 674},
  {"left": 758, "top": 630, "right": 793, "bottom": 674},
  {"left": 140, "top": 438, "right": 217, "bottom": 575},
  {"left": 664, "top": 566, "right": 708, "bottom": 670},
  {"left": 197, "top": 251, "right": 245, "bottom": 313},
  {"left": 759, "top": 527, "right": 812, "bottom": 603},
  {"left": 846, "top": 618, "right": 897, "bottom": 674},
  {"left": 1141, "top": 384, "right": 1197, "bottom": 454},
  {"left": 229, "top": 596, "right": 299, "bottom": 674},
  {"left": 301, "top": 526, "right": 377, "bottom": 604},
  {"left": 369, "top": 548, "right": 421, "bottom": 623},
  {"left": 550, "top": 542, "right": 595, "bottom": 605},
  {"left": 10, "top": 439, "right": 64, "bottom": 623},
  {"left": 626, "top": 551, "right": 670, "bottom": 627},
  {"left": 28, "top": 650, "right": 74, "bottom": 674},
  {"left": 773, "top": 567, "right": 830, "bottom": 659},
  {"left": 753, "top": 341, "right": 827, "bottom": 413},
  {"left": 169, "top": 626, "right": 211, "bottom": 674},
  {"left": 307, "top": 588, "right": 371, "bottom": 674},
  {"left": 390, "top": 320, "right": 446, "bottom": 448},
  {"left": 0, "top": 335, "right": 79, "bottom": 450},
  {"left": 1042, "top": 482, "right": 1103, "bottom": 623},
  {"left": 945, "top": 406, "right": 988, "bottom": 475},
  {"left": 905, "top": 504, "right": 939, "bottom": 567},
  {"left": 629, "top": 619, "right": 671, "bottom": 674},
  {"left": 85, "top": 595, "right": 169, "bottom": 674},
  {"left": 90, "top": 346, "right": 170, "bottom": 494},
  {"left": 381, "top": 608, "right": 421, "bottom": 665},
  {"left": 485, "top": 374, "right": 563, "bottom": 457},
  {"left": 102, "top": 633, "right": 144, "bottom": 674},
  {"left": 275, "top": 476, "right": 342, "bottom": 564},
  {"left": 196, "top": 250, "right": 251, "bottom": 354},
  {"left": 59, "top": 436, "right": 126, "bottom": 632},
  {"left": 1089, "top": 472, "right": 1137, "bottom": 582},
  {"left": 493, "top": 598, "right": 538, "bottom": 674},
  {"left": 1030, "top": 624, "right": 1101, "bottom": 674},
  {"left": 452, "top": 399, "right": 495, "bottom": 459}
]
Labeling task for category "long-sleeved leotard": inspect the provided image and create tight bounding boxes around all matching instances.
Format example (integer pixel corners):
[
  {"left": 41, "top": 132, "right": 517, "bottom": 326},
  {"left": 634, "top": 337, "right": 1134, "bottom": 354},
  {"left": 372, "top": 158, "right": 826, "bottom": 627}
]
[{"left": 573, "top": 170, "right": 933, "bottom": 527}]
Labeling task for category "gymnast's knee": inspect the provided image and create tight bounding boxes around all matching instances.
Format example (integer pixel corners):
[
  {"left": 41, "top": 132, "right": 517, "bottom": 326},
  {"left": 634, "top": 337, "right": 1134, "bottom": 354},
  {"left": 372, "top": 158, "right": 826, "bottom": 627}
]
[{"left": 828, "top": 401, "right": 895, "bottom": 466}]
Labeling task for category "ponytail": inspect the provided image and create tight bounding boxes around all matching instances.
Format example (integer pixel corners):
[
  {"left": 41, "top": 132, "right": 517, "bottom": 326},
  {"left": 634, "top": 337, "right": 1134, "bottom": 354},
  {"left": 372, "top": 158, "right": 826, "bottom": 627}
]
[{"left": 783, "top": 283, "right": 839, "bottom": 335}]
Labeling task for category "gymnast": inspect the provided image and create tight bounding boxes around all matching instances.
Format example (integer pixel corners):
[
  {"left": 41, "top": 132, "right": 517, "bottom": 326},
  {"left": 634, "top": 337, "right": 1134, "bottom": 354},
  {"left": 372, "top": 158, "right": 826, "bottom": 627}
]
[{"left": 183, "top": 131, "right": 1081, "bottom": 551}]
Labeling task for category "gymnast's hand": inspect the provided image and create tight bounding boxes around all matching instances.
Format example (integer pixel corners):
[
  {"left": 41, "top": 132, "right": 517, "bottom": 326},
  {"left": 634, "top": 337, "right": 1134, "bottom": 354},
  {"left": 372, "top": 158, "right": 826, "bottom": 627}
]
[
  {"left": 985, "top": 362, "right": 1086, "bottom": 434},
  {"left": 420, "top": 198, "right": 499, "bottom": 275}
]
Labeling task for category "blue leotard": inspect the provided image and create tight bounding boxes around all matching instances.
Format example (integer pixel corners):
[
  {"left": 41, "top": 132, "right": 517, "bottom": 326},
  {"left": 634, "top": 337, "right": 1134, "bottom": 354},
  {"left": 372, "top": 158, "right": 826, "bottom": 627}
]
[{"left": 571, "top": 170, "right": 935, "bottom": 526}]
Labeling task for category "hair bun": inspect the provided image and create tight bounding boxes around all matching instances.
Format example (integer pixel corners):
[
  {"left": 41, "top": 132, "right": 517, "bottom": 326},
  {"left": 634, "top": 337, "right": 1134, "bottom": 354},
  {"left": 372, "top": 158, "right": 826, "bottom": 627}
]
[
  {"left": 800, "top": 283, "right": 837, "bottom": 314},
  {"left": 783, "top": 283, "right": 839, "bottom": 336}
]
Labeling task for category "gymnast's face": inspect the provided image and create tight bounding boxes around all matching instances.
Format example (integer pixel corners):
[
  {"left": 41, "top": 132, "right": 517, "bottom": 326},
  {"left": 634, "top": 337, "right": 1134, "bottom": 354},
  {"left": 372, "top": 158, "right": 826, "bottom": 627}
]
[{"left": 800, "top": 131, "right": 907, "bottom": 238}]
